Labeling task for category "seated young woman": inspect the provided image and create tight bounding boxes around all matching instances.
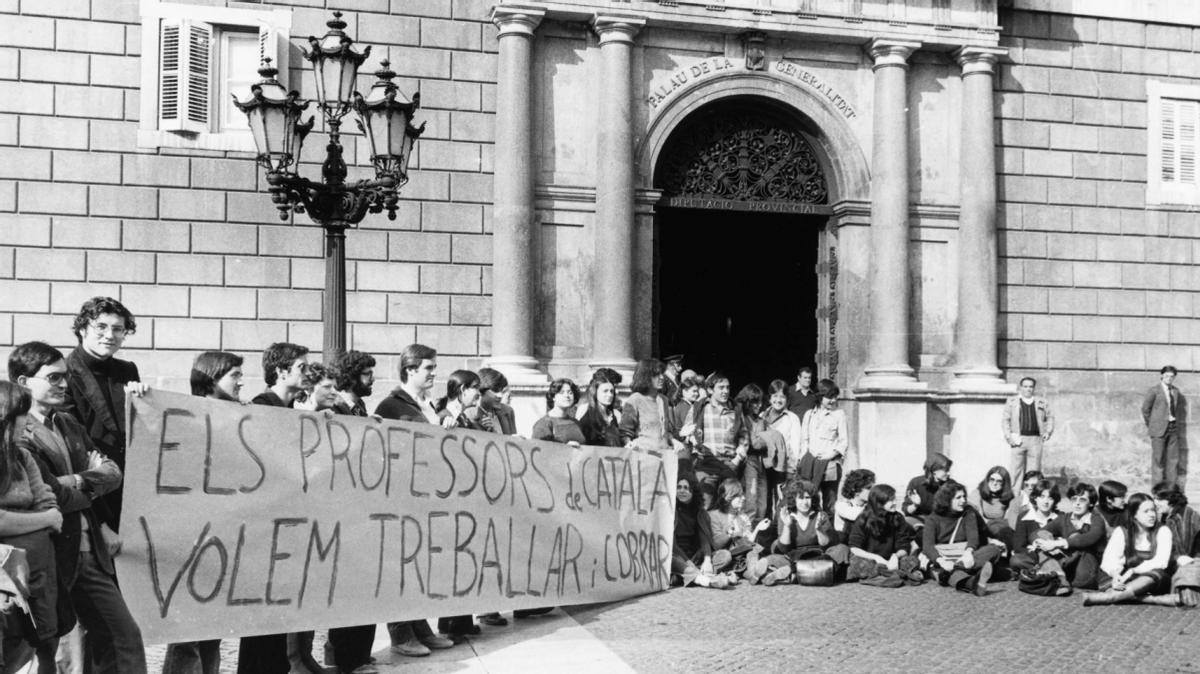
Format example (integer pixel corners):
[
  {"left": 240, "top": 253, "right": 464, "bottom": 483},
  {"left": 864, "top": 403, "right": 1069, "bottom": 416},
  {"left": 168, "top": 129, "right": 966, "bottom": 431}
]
[
  {"left": 1085, "top": 492, "right": 1174, "bottom": 605},
  {"left": 1037, "top": 482, "right": 1107, "bottom": 592},
  {"left": 922, "top": 480, "right": 1001, "bottom": 597},
  {"left": 833, "top": 469, "right": 875, "bottom": 542},
  {"left": 1153, "top": 481, "right": 1200, "bottom": 607},
  {"left": 671, "top": 476, "right": 730, "bottom": 589},
  {"left": 1097, "top": 480, "right": 1129, "bottom": 536},
  {"left": 902, "top": 453, "right": 952, "bottom": 530},
  {"left": 1011, "top": 479, "right": 1060, "bottom": 572},
  {"left": 707, "top": 479, "right": 769, "bottom": 574},
  {"left": 772, "top": 476, "right": 850, "bottom": 568},
  {"left": 968, "top": 466, "right": 1019, "bottom": 553},
  {"left": 846, "top": 484, "right": 922, "bottom": 585}
]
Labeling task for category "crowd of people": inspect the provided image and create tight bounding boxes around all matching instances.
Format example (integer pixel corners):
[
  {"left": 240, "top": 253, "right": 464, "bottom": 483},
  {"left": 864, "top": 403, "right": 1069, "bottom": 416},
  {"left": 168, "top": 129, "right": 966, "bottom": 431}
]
[{"left": 0, "top": 296, "right": 1196, "bottom": 674}]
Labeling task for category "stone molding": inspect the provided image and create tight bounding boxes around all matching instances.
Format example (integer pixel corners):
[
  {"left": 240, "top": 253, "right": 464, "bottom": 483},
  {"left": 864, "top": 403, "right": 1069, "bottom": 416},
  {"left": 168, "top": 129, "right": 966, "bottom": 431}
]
[
  {"left": 491, "top": 5, "right": 545, "bottom": 36},
  {"left": 953, "top": 46, "right": 1007, "bottom": 74},
  {"left": 591, "top": 14, "right": 646, "bottom": 45},
  {"left": 867, "top": 39, "right": 921, "bottom": 70}
]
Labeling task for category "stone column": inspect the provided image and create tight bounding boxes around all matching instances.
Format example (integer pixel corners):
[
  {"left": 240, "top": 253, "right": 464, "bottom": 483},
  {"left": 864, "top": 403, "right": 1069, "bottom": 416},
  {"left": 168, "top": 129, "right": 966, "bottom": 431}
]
[
  {"left": 487, "top": 7, "right": 546, "bottom": 386},
  {"left": 951, "top": 46, "right": 1008, "bottom": 391},
  {"left": 588, "top": 15, "right": 645, "bottom": 377},
  {"left": 859, "top": 39, "right": 921, "bottom": 390}
]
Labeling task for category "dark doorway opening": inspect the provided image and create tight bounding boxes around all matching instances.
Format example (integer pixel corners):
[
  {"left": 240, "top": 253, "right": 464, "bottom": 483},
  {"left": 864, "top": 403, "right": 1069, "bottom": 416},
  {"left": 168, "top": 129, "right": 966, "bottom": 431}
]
[{"left": 654, "top": 207, "right": 822, "bottom": 392}]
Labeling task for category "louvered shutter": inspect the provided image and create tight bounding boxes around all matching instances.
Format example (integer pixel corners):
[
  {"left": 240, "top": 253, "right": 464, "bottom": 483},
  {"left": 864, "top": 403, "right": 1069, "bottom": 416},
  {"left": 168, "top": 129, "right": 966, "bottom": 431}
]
[
  {"left": 158, "top": 18, "right": 213, "bottom": 133},
  {"left": 1161, "top": 98, "right": 1199, "bottom": 186},
  {"left": 258, "top": 23, "right": 287, "bottom": 87}
]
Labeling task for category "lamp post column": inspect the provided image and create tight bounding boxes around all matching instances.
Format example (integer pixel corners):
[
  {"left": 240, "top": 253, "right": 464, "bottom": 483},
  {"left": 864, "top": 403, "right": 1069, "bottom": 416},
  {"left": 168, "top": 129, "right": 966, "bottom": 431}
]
[
  {"left": 590, "top": 14, "right": 644, "bottom": 378},
  {"left": 859, "top": 39, "right": 921, "bottom": 390},
  {"left": 951, "top": 46, "right": 1007, "bottom": 390},
  {"left": 488, "top": 7, "right": 546, "bottom": 385},
  {"left": 323, "top": 221, "right": 348, "bottom": 363}
]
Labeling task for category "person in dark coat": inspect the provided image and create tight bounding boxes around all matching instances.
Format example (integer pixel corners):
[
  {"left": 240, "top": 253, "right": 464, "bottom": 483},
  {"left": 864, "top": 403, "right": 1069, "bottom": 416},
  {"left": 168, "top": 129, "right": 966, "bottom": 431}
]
[{"left": 61, "top": 297, "right": 141, "bottom": 535}]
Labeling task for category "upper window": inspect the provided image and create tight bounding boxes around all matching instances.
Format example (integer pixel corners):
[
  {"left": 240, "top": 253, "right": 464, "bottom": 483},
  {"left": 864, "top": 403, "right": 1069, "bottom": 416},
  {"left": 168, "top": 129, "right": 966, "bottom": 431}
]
[
  {"left": 1148, "top": 81, "right": 1200, "bottom": 206},
  {"left": 138, "top": 0, "right": 291, "bottom": 152}
]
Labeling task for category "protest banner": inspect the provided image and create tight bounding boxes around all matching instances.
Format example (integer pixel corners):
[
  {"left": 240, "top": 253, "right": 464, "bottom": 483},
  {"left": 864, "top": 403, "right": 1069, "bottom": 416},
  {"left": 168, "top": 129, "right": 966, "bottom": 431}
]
[{"left": 117, "top": 390, "right": 677, "bottom": 643}]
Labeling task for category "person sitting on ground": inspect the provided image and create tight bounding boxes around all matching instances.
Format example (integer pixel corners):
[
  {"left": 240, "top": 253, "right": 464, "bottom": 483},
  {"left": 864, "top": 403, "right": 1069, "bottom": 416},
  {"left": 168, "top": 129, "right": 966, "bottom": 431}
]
[
  {"left": 903, "top": 453, "right": 953, "bottom": 529},
  {"left": 1153, "top": 481, "right": 1200, "bottom": 607},
  {"left": 707, "top": 479, "right": 769, "bottom": 575},
  {"left": 772, "top": 476, "right": 850, "bottom": 571},
  {"left": 1086, "top": 492, "right": 1174, "bottom": 606},
  {"left": 532, "top": 379, "right": 585, "bottom": 447},
  {"left": 577, "top": 369, "right": 622, "bottom": 447},
  {"left": 1016, "top": 469, "right": 1043, "bottom": 517},
  {"left": 1011, "top": 479, "right": 1061, "bottom": 573},
  {"left": 1097, "top": 479, "right": 1129, "bottom": 536},
  {"left": 846, "top": 484, "right": 922, "bottom": 586},
  {"left": 833, "top": 469, "right": 875, "bottom": 541},
  {"left": 968, "top": 465, "right": 1019, "bottom": 553},
  {"left": 672, "top": 476, "right": 728, "bottom": 589},
  {"left": 795, "top": 379, "right": 847, "bottom": 512},
  {"left": 1038, "top": 482, "right": 1107, "bottom": 592},
  {"left": 922, "top": 480, "right": 999, "bottom": 597},
  {"left": 762, "top": 379, "right": 803, "bottom": 509},
  {"left": 619, "top": 360, "right": 677, "bottom": 455}
]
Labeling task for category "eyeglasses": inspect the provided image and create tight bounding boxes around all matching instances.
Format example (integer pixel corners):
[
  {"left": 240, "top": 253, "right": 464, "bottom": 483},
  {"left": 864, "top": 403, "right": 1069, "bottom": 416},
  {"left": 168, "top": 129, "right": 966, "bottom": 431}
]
[
  {"left": 88, "top": 322, "right": 128, "bottom": 337},
  {"left": 31, "top": 372, "right": 68, "bottom": 386}
]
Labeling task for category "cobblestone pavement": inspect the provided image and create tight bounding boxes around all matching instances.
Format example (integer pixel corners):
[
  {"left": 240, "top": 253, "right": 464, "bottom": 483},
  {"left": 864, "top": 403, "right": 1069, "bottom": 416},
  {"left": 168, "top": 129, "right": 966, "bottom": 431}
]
[{"left": 128, "top": 578, "right": 1200, "bottom": 672}]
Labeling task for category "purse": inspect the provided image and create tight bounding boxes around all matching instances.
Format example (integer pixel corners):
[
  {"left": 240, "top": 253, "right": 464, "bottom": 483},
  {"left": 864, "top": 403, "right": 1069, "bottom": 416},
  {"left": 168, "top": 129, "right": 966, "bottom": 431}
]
[
  {"left": 794, "top": 558, "right": 836, "bottom": 586},
  {"left": 934, "top": 517, "right": 968, "bottom": 562}
]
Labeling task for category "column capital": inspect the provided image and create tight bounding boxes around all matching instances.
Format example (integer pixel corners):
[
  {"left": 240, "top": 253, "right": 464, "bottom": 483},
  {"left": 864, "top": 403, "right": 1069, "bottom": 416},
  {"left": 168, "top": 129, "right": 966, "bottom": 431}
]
[
  {"left": 491, "top": 5, "right": 544, "bottom": 37},
  {"left": 954, "top": 46, "right": 1007, "bottom": 75},
  {"left": 867, "top": 39, "right": 920, "bottom": 70},
  {"left": 592, "top": 14, "right": 646, "bottom": 46}
]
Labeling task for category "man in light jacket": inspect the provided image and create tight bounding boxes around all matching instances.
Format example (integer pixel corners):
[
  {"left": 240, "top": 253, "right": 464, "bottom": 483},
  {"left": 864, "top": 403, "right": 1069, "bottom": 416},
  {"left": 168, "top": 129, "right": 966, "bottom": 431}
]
[{"left": 1001, "top": 377, "right": 1054, "bottom": 485}]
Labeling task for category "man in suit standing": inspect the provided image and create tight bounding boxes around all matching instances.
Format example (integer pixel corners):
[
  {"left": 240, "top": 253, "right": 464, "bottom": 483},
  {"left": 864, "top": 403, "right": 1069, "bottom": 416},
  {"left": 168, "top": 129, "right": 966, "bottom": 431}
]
[
  {"left": 10, "top": 341, "right": 144, "bottom": 674},
  {"left": 1143, "top": 365, "right": 1187, "bottom": 489},
  {"left": 1001, "top": 376, "right": 1054, "bottom": 484}
]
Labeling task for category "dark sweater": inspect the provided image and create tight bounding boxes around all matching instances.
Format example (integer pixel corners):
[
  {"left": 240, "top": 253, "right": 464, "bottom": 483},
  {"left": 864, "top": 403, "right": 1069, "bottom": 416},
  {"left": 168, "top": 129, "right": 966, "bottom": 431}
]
[
  {"left": 922, "top": 510, "right": 983, "bottom": 562},
  {"left": 903, "top": 476, "right": 943, "bottom": 519},
  {"left": 531, "top": 415, "right": 586, "bottom": 445},
  {"left": 375, "top": 388, "right": 428, "bottom": 423},
  {"left": 847, "top": 514, "right": 916, "bottom": 559},
  {"left": 1045, "top": 511, "right": 1107, "bottom": 555}
]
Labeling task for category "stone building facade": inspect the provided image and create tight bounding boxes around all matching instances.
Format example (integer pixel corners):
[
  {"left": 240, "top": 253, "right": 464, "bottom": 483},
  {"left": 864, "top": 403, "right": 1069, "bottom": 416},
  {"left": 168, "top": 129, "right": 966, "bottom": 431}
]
[{"left": 1, "top": 0, "right": 1197, "bottom": 495}]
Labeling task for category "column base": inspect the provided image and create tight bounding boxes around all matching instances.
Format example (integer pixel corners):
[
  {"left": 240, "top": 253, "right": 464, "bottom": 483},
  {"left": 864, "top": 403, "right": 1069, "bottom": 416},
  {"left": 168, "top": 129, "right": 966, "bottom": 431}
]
[
  {"left": 949, "top": 368, "right": 1013, "bottom": 396},
  {"left": 945, "top": 398, "right": 1011, "bottom": 489},
  {"left": 855, "top": 366, "right": 927, "bottom": 396},
  {"left": 855, "top": 397, "right": 929, "bottom": 489},
  {"left": 586, "top": 357, "right": 638, "bottom": 384},
  {"left": 484, "top": 355, "right": 550, "bottom": 387}
]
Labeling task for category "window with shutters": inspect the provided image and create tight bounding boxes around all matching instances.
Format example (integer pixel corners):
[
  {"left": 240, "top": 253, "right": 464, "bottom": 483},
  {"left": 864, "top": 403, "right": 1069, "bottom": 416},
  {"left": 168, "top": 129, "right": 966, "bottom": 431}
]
[
  {"left": 1148, "top": 80, "right": 1200, "bottom": 206},
  {"left": 137, "top": 0, "right": 291, "bottom": 152}
]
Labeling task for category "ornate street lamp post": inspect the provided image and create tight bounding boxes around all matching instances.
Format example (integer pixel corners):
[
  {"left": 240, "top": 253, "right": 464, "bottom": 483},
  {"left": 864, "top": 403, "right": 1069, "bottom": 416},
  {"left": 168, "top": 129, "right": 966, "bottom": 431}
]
[{"left": 234, "top": 12, "right": 424, "bottom": 362}]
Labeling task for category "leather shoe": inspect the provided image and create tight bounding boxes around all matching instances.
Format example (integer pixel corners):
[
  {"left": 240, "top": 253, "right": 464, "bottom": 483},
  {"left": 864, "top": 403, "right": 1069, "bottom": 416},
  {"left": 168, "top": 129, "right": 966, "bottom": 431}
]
[
  {"left": 390, "top": 640, "right": 431, "bottom": 657},
  {"left": 419, "top": 635, "right": 455, "bottom": 650}
]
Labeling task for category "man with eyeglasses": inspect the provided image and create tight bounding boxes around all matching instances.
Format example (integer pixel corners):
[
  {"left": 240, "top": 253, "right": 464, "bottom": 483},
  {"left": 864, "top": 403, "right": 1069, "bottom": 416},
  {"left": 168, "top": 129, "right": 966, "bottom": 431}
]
[
  {"left": 10, "top": 340, "right": 146, "bottom": 674},
  {"left": 62, "top": 297, "right": 145, "bottom": 538}
]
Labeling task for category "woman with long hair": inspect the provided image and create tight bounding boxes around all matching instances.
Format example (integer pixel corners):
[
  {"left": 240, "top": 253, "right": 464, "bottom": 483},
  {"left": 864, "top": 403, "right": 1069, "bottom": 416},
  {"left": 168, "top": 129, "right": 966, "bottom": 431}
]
[
  {"left": 619, "top": 359, "right": 675, "bottom": 454},
  {"left": 0, "top": 381, "right": 63, "bottom": 674},
  {"left": 706, "top": 479, "right": 769, "bottom": 573},
  {"left": 922, "top": 480, "right": 1000, "bottom": 597},
  {"left": 577, "top": 369, "right": 622, "bottom": 447},
  {"left": 968, "top": 465, "right": 1019, "bottom": 552},
  {"left": 672, "top": 475, "right": 728, "bottom": 589},
  {"left": 437, "top": 370, "right": 483, "bottom": 431},
  {"left": 1086, "top": 492, "right": 1174, "bottom": 605},
  {"left": 531, "top": 379, "right": 585, "bottom": 447},
  {"left": 833, "top": 469, "right": 875, "bottom": 541},
  {"left": 846, "top": 484, "right": 922, "bottom": 585},
  {"left": 736, "top": 384, "right": 787, "bottom": 521}
]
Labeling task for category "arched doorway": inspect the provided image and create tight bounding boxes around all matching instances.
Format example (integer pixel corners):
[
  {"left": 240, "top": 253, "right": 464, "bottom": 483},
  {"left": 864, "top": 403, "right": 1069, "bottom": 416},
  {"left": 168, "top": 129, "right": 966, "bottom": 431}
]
[{"left": 652, "top": 96, "right": 832, "bottom": 390}]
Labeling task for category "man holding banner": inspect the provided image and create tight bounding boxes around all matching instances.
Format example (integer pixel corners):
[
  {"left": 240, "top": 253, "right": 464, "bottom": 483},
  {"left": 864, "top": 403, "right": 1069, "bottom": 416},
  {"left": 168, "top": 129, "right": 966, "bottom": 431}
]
[{"left": 373, "top": 344, "right": 457, "bottom": 658}]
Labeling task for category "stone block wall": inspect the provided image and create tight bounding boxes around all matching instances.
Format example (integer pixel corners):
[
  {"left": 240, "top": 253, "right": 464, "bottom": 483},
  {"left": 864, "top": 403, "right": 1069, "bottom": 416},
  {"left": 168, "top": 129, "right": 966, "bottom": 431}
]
[
  {"left": 997, "top": 8, "right": 1200, "bottom": 491},
  {"left": 0, "top": 0, "right": 499, "bottom": 400}
]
